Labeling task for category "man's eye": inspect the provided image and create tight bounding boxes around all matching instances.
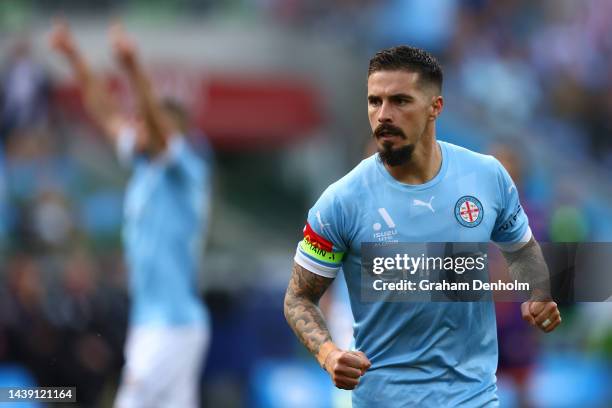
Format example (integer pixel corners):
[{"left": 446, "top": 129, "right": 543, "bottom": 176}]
[{"left": 369, "top": 99, "right": 381, "bottom": 106}]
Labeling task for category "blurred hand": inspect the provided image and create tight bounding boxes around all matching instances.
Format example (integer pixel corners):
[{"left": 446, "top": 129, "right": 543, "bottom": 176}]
[
  {"left": 49, "top": 19, "right": 77, "bottom": 57},
  {"left": 324, "top": 349, "right": 371, "bottom": 390},
  {"left": 109, "top": 23, "right": 137, "bottom": 71},
  {"left": 521, "top": 300, "right": 561, "bottom": 333}
]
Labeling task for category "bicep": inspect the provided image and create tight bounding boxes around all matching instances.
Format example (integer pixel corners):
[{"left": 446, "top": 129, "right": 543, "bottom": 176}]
[
  {"left": 286, "top": 262, "right": 335, "bottom": 304},
  {"left": 489, "top": 158, "right": 528, "bottom": 242}
]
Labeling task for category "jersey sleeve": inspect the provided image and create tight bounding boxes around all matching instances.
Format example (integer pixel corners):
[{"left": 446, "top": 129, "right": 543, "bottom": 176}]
[
  {"left": 147, "top": 135, "right": 208, "bottom": 190},
  {"left": 116, "top": 126, "right": 206, "bottom": 180},
  {"left": 115, "top": 124, "right": 138, "bottom": 167},
  {"left": 491, "top": 159, "right": 532, "bottom": 252},
  {"left": 163, "top": 137, "right": 204, "bottom": 178},
  {"left": 294, "top": 188, "right": 347, "bottom": 278}
]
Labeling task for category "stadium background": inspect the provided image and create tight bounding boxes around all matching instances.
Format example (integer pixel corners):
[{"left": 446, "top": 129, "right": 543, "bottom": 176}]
[{"left": 0, "top": 0, "right": 611, "bottom": 407}]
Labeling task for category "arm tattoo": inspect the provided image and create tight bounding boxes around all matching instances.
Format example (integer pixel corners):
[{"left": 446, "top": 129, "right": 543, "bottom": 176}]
[
  {"left": 502, "top": 237, "right": 551, "bottom": 299},
  {"left": 284, "top": 262, "right": 334, "bottom": 358}
]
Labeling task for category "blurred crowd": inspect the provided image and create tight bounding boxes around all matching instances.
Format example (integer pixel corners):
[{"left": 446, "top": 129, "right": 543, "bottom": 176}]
[
  {"left": 0, "top": 42, "right": 129, "bottom": 402},
  {"left": 0, "top": 0, "right": 611, "bottom": 407}
]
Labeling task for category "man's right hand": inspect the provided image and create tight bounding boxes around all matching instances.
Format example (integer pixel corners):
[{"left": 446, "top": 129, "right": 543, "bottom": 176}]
[
  {"left": 322, "top": 347, "right": 371, "bottom": 390},
  {"left": 49, "top": 19, "right": 77, "bottom": 57}
]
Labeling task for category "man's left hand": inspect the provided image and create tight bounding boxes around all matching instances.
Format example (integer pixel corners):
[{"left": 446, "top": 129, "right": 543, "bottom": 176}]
[{"left": 110, "top": 23, "right": 138, "bottom": 71}]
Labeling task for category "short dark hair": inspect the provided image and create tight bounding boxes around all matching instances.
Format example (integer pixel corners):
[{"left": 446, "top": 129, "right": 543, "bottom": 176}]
[{"left": 368, "top": 45, "right": 443, "bottom": 92}]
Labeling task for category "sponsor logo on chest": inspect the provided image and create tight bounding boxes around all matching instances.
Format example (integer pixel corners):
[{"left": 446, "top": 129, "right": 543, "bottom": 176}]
[{"left": 372, "top": 207, "right": 398, "bottom": 241}]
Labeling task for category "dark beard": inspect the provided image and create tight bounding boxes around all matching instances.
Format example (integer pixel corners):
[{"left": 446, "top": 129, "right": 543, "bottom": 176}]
[
  {"left": 378, "top": 143, "right": 414, "bottom": 166},
  {"left": 373, "top": 123, "right": 413, "bottom": 166}
]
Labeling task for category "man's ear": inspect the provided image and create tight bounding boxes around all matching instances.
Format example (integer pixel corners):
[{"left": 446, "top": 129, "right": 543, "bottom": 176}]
[{"left": 430, "top": 95, "right": 444, "bottom": 120}]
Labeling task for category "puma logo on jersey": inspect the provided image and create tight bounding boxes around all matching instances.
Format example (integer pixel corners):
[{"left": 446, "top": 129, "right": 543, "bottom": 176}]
[
  {"left": 315, "top": 211, "right": 329, "bottom": 230},
  {"left": 413, "top": 196, "right": 435, "bottom": 213},
  {"left": 315, "top": 211, "right": 330, "bottom": 230}
]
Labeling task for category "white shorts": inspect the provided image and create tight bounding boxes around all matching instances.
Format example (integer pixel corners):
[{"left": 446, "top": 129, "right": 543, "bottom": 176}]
[{"left": 114, "top": 324, "right": 209, "bottom": 408}]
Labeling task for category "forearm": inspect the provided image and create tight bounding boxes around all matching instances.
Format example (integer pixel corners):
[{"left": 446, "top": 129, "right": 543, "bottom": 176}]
[
  {"left": 123, "top": 62, "right": 169, "bottom": 149},
  {"left": 284, "top": 263, "right": 336, "bottom": 366},
  {"left": 64, "top": 52, "right": 121, "bottom": 140},
  {"left": 64, "top": 51, "right": 91, "bottom": 89},
  {"left": 284, "top": 291, "right": 333, "bottom": 359},
  {"left": 503, "top": 237, "right": 551, "bottom": 299}
]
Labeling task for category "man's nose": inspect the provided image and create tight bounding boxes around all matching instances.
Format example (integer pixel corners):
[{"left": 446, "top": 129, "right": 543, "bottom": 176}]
[{"left": 377, "top": 102, "right": 393, "bottom": 124}]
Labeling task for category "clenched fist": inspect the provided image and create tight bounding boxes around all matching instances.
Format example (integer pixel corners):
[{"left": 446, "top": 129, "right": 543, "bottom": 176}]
[
  {"left": 319, "top": 344, "right": 371, "bottom": 390},
  {"left": 521, "top": 300, "right": 562, "bottom": 333}
]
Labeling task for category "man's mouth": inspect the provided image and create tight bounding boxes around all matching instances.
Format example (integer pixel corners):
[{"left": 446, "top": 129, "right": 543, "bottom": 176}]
[
  {"left": 377, "top": 133, "right": 402, "bottom": 140},
  {"left": 374, "top": 124, "right": 406, "bottom": 141}
]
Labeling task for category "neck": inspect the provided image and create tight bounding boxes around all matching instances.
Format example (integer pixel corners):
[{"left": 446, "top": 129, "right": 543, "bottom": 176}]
[{"left": 383, "top": 128, "right": 441, "bottom": 185}]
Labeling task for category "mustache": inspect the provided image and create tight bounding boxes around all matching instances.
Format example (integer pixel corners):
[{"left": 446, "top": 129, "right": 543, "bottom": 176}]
[{"left": 374, "top": 123, "right": 406, "bottom": 139}]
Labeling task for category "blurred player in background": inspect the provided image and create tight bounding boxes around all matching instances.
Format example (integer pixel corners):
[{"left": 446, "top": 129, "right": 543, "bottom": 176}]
[
  {"left": 50, "top": 21, "right": 211, "bottom": 408},
  {"left": 284, "top": 45, "right": 561, "bottom": 407}
]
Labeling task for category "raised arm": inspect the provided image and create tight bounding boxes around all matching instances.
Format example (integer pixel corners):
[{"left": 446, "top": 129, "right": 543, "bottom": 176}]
[
  {"left": 502, "top": 237, "right": 562, "bottom": 333},
  {"left": 110, "top": 24, "right": 172, "bottom": 157},
  {"left": 284, "top": 262, "right": 370, "bottom": 390},
  {"left": 49, "top": 20, "right": 124, "bottom": 141}
]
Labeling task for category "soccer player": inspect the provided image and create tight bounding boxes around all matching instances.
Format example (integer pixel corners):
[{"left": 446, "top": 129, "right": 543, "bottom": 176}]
[
  {"left": 50, "top": 22, "right": 210, "bottom": 408},
  {"left": 284, "top": 46, "right": 561, "bottom": 407}
]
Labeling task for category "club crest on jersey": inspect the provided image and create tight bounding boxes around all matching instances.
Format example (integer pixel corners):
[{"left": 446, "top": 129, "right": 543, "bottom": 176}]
[{"left": 454, "top": 196, "right": 483, "bottom": 227}]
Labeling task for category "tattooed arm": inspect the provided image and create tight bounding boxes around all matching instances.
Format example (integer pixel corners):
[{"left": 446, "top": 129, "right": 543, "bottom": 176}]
[
  {"left": 502, "top": 237, "right": 562, "bottom": 333},
  {"left": 283, "top": 262, "right": 334, "bottom": 358},
  {"left": 284, "top": 262, "right": 371, "bottom": 389},
  {"left": 503, "top": 236, "right": 550, "bottom": 298}
]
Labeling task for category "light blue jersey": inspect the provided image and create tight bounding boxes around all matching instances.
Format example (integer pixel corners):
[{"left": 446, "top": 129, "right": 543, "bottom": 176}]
[
  {"left": 295, "top": 140, "right": 531, "bottom": 407},
  {"left": 119, "top": 129, "right": 210, "bottom": 327}
]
